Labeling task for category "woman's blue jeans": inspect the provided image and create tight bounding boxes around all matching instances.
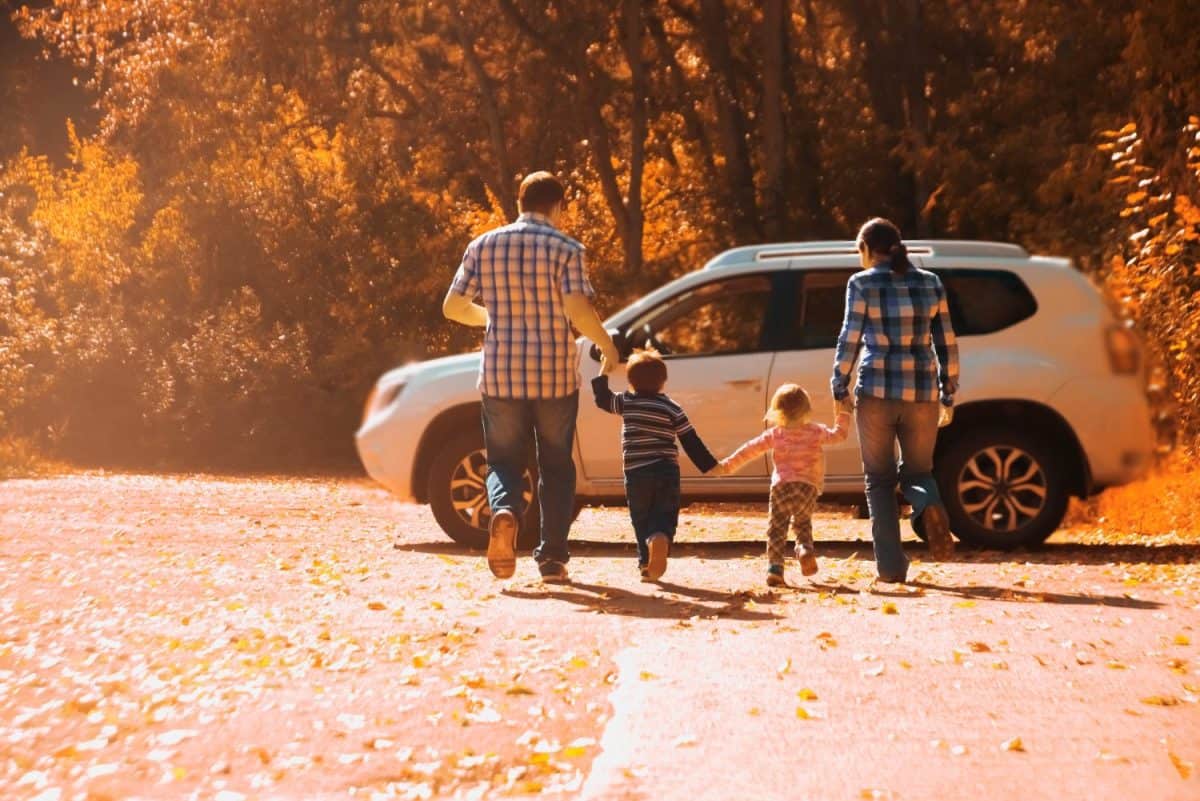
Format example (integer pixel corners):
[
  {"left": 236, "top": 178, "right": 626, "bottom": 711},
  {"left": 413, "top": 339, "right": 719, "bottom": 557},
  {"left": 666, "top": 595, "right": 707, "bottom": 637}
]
[{"left": 855, "top": 396, "right": 944, "bottom": 580}]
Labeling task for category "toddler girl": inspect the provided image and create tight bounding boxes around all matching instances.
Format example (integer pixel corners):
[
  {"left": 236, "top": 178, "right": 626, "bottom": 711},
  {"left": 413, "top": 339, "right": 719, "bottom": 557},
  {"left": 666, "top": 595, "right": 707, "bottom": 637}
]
[{"left": 718, "top": 384, "right": 850, "bottom": 586}]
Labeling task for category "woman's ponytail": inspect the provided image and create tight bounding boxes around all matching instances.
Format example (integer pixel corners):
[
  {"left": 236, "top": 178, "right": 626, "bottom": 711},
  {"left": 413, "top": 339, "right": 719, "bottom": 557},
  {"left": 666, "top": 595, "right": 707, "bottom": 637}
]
[
  {"left": 857, "top": 217, "right": 909, "bottom": 275},
  {"left": 888, "top": 242, "right": 911, "bottom": 275}
]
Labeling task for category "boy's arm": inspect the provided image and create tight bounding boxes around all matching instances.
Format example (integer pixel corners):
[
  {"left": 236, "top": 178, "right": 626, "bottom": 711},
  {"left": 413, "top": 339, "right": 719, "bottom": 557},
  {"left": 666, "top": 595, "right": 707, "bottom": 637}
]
[
  {"left": 823, "top": 411, "right": 853, "bottom": 445},
  {"left": 672, "top": 407, "right": 717, "bottom": 473},
  {"left": 719, "top": 431, "right": 773, "bottom": 474},
  {"left": 590, "top": 375, "right": 623, "bottom": 414}
]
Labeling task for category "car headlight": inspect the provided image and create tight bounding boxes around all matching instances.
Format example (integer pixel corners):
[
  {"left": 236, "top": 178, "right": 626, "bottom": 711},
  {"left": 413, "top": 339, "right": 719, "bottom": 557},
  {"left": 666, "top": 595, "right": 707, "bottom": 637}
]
[{"left": 362, "top": 381, "right": 406, "bottom": 423}]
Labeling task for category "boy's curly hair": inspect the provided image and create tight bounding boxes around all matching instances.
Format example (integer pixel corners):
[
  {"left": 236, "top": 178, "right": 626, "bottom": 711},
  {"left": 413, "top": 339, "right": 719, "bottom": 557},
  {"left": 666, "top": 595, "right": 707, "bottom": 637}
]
[{"left": 626, "top": 348, "right": 667, "bottom": 394}]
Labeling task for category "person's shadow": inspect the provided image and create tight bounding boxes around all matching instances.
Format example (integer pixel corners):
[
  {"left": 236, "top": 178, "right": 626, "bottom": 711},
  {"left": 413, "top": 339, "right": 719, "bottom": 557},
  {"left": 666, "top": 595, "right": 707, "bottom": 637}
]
[{"left": 500, "top": 577, "right": 789, "bottom": 621}]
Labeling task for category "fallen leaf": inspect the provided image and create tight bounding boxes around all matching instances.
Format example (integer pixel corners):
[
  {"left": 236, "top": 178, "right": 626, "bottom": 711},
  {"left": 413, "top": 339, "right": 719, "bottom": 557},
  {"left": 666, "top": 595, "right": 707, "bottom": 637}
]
[
  {"left": 777, "top": 657, "right": 792, "bottom": 677},
  {"left": 367, "top": 601, "right": 387, "bottom": 611},
  {"left": 795, "top": 706, "right": 812, "bottom": 720},
  {"left": 881, "top": 602, "right": 898, "bottom": 615},
  {"left": 1168, "top": 751, "right": 1193, "bottom": 779},
  {"left": 1075, "top": 652, "right": 1095, "bottom": 666},
  {"left": 967, "top": 641, "right": 991, "bottom": 653},
  {"left": 1001, "top": 737, "right": 1025, "bottom": 752},
  {"left": 954, "top": 600, "right": 976, "bottom": 608},
  {"left": 672, "top": 734, "right": 698, "bottom": 748},
  {"left": 639, "top": 671, "right": 659, "bottom": 681},
  {"left": 1141, "top": 695, "right": 1181, "bottom": 707},
  {"left": 1174, "top": 634, "right": 1191, "bottom": 646},
  {"left": 862, "top": 664, "right": 885, "bottom": 678},
  {"left": 797, "top": 688, "right": 819, "bottom": 701},
  {"left": 951, "top": 744, "right": 968, "bottom": 756}
]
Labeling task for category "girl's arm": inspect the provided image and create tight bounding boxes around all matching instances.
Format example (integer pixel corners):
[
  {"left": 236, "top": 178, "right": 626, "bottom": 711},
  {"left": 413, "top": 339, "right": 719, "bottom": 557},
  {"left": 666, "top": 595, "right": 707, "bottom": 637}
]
[
  {"left": 822, "top": 411, "right": 853, "bottom": 445},
  {"left": 718, "top": 430, "right": 773, "bottom": 474}
]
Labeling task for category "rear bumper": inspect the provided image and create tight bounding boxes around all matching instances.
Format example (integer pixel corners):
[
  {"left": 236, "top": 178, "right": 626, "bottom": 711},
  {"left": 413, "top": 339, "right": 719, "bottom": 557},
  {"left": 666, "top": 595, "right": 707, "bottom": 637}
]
[{"left": 1048, "top": 376, "right": 1156, "bottom": 490}]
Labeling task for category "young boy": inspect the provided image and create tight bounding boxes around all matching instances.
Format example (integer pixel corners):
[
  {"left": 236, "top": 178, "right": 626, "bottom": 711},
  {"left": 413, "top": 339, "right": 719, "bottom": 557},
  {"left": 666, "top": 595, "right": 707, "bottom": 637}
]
[{"left": 591, "top": 349, "right": 718, "bottom": 581}]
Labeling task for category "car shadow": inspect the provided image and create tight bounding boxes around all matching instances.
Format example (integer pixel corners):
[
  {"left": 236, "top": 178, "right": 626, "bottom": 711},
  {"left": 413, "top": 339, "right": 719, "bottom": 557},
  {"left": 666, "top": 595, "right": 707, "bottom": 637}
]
[
  {"left": 395, "top": 538, "right": 1200, "bottom": 567},
  {"left": 500, "top": 579, "right": 785, "bottom": 622}
]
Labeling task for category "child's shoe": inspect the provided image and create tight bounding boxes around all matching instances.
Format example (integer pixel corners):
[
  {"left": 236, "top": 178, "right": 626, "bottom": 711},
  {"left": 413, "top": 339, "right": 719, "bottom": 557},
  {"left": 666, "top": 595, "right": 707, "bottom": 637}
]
[
  {"left": 766, "top": 564, "right": 786, "bottom": 587},
  {"left": 644, "top": 533, "right": 669, "bottom": 581},
  {"left": 795, "top": 543, "right": 819, "bottom": 577}
]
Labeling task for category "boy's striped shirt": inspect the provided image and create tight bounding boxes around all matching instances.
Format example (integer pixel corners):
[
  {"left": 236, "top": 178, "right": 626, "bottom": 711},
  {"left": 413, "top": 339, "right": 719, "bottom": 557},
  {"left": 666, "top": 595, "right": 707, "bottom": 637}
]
[{"left": 591, "top": 376, "right": 717, "bottom": 474}]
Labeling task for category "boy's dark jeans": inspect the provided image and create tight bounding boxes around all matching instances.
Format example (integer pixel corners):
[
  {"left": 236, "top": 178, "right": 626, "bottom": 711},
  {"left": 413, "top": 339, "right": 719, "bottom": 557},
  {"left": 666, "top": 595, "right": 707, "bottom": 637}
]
[{"left": 624, "top": 460, "right": 681, "bottom": 566}]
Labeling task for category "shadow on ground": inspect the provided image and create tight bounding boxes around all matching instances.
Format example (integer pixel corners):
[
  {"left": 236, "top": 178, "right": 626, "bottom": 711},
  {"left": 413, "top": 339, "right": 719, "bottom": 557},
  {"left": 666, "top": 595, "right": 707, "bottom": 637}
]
[{"left": 396, "top": 538, "right": 1200, "bottom": 567}]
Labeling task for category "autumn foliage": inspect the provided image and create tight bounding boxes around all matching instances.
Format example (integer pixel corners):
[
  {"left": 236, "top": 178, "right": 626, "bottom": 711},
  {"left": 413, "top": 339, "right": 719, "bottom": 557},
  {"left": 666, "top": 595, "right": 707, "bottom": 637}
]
[{"left": 1, "top": 1, "right": 1198, "bottom": 468}]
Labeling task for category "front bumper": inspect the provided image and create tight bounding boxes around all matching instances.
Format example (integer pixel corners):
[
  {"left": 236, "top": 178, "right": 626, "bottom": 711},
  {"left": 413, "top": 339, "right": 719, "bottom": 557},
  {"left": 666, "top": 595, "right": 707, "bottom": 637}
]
[{"left": 355, "top": 412, "right": 419, "bottom": 501}]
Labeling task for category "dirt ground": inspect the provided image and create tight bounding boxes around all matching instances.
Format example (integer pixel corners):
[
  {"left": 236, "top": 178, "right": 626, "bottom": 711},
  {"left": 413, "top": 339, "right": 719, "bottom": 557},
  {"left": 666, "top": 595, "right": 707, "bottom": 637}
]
[{"left": 2, "top": 474, "right": 1198, "bottom": 800}]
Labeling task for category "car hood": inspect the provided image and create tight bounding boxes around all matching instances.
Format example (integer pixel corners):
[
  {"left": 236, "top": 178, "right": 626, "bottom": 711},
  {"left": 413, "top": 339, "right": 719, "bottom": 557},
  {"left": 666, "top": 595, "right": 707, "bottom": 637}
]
[{"left": 378, "top": 351, "right": 479, "bottom": 391}]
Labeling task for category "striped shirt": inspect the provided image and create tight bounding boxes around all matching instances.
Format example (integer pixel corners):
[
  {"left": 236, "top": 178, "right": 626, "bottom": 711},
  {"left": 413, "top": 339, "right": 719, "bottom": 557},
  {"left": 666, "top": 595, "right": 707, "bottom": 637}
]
[
  {"left": 831, "top": 266, "right": 960, "bottom": 405},
  {"left": 450, "top": 212, "right": 595, "bottom": 399},
  {"left": 721, "top": 414, "right": 851, "bottom": 491},
  {"left": 591, "top": 377, "right": 718, "bottom": 474}
]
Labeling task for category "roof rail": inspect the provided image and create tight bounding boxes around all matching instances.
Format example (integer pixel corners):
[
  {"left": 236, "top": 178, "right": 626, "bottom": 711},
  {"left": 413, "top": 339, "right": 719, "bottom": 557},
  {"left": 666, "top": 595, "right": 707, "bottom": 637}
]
[{"left": 703, "top": 239, "right": 1029, "bottom": 269}]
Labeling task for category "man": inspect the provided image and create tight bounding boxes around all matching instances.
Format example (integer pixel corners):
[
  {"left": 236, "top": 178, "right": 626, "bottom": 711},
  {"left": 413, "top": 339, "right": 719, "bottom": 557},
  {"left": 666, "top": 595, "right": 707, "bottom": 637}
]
[{"left": 443, "top": 171, "right": 620, "bottom": 582}]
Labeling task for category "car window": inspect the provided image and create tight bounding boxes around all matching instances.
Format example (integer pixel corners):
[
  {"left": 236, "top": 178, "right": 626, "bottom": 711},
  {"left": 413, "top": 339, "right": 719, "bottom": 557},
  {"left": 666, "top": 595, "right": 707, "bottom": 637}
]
[
  {"left": 630, "top": 275, "right": 774, "bottom": 357},
  {"left": 939, "top": 270, "right": 1037, "bottom": 335},
  {"left": 786, "top": 268, "right": 1038, "bottom": 350}
]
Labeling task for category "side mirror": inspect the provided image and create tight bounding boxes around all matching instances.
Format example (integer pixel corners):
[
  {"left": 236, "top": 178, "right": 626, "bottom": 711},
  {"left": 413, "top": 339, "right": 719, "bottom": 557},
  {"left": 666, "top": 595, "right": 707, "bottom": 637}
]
[{"left": 589, "top": 328, "right": 627, "bottom": 363}]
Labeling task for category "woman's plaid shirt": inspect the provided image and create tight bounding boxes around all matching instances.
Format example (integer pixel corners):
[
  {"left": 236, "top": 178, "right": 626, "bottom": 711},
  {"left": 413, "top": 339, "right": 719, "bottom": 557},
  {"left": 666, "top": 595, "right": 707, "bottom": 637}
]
[
  {"left": 450, "top": 212, "right": 595, "bottom": 399},
  {"left": 831, "top": 266, "right": 960, "bottom": 405}
]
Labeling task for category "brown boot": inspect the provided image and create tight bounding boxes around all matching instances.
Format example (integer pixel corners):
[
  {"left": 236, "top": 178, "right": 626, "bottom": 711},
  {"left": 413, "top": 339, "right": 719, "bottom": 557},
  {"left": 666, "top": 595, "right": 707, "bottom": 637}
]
[
  {"left": 486, "top": 509, "right": 518, "bottom": 579},
  {"left": 922, "top": 504, "right": 955, "bottom": 561}
]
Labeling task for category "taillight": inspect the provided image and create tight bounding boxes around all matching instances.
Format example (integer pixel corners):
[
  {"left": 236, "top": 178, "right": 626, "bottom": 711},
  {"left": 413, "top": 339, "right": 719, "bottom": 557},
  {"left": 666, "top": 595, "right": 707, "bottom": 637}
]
[{"left": 1105, "top": 323, "right": 1141, "bottom": 374}]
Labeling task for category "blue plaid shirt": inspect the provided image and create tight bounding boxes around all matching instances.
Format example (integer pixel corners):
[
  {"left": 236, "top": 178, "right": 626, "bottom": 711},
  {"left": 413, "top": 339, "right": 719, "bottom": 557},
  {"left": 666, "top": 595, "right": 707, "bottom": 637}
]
[
  {"left": 831, "top": 266, "right": 959, "bottom": 405},
  {"left": 450, "top": 212, "right": 595, "bottom": 399}
]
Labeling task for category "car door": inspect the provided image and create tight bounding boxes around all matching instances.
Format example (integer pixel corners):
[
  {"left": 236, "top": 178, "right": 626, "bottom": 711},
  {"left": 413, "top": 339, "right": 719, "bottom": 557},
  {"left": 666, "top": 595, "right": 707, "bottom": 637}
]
[
  {"left": 576, "top": 274, "right": 779, "bottom": 486},
  {"left": 766, "top": 268, "right": 864, "bottom": 478}
]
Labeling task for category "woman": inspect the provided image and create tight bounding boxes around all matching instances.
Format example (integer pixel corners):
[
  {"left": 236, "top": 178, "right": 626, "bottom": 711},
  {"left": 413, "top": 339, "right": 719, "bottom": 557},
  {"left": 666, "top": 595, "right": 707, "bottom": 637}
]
[{"left": 832, "top": 218, "right": 959, "bottom": 583}]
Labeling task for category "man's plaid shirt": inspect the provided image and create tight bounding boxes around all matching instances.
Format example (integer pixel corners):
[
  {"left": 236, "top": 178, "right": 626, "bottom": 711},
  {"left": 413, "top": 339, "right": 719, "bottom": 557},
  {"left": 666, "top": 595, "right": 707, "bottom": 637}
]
[
  {"left": 831, "top": 265, "right": 960, "bottom": 405},
  {"left": 450, "top": 212, "right": 595, "bottom": 399}
]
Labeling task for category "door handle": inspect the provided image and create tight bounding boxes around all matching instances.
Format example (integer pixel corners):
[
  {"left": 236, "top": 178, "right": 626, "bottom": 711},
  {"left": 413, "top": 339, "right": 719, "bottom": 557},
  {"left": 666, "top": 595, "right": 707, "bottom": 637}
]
[{"left": 726, "top": 379, "right": 761, "bottom": 389}]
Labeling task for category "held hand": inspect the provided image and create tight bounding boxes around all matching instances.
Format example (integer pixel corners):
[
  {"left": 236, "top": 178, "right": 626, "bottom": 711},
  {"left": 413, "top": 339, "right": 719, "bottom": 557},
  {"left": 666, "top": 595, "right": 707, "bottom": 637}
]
[
  {"left": 834, "top": 395, "right": 855, "bottom": 416},
  {"left": 711, "top": 462, "right": 728, "bottom": 476},
  {"left": 599, "top": 346, "right": 621, "bottom": 376},
  {"left": 938, "top": 402, "right": 954, "bottom": 428}
]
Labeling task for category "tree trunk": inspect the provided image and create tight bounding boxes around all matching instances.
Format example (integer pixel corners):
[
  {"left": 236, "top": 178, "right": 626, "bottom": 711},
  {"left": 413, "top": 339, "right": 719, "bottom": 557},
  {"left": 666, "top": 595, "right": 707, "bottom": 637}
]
[
  {"left": 695, "top": 0, "right": 763, "bottom": 243},
  {"left": 447, "top": 3, "right": 518, "bottom": 219},
  {"left": 621, "top": 0, "right": 647, "bottom": 274},
  {"left": 761, "top": 0, "right": 788, "bottom": 240}
]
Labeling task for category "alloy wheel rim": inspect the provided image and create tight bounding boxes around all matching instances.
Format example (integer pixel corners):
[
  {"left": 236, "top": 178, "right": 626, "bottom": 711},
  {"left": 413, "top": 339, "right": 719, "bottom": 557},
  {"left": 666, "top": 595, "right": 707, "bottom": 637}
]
[
  {"left": 450, "top": 449, "right": 534, "bottom": 530},
  {"left": 956, "top": 445, "right": 1048, "bottom": 532}
]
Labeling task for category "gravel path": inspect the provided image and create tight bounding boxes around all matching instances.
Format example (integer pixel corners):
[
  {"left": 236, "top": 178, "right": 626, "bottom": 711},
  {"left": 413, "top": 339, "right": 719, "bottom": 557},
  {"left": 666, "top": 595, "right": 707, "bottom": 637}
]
[{"left": 2, "top": 474, "right": 1198, "bottom": 800}]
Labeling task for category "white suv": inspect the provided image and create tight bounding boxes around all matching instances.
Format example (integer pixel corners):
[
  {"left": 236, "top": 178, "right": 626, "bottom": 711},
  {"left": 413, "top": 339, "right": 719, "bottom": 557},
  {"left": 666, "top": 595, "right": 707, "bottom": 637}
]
[{"left": 357, "top": 240, "right": 1169, "bottom": 549}]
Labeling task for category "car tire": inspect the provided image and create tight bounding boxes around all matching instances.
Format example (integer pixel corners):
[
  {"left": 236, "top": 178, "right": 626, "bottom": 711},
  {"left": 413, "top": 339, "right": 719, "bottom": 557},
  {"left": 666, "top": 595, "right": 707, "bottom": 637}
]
[
  {"left": 935, "top": 426, "right": 1069, "bottom": 549},
  {"left": 427, "top": 429, "right": 540, "bottom": 551}
]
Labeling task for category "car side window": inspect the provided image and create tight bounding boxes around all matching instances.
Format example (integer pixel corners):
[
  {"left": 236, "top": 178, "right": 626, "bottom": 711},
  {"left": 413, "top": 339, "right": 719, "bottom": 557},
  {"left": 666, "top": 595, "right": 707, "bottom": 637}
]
[
  {"left": 785, "top": 268, "right": 1038, "bottom": 350},
  {"left": 629, "top": 275, "right": 774, "bottom": 358},
  {"left": 791, "top": 270, "right": 855, "bottom": 350},
  {"left": 938, "top": 269, "right": 1037, "bottom": 335}
]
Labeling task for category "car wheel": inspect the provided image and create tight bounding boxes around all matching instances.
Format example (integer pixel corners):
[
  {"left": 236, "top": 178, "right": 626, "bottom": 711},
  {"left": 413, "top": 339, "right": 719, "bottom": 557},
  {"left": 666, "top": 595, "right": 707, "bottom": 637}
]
[
  {"left": 428, "top": 429, "right": 539, "bottom": 550},
  {"left": 936, "top": 427, "right": 1069, "bottom": 549}
]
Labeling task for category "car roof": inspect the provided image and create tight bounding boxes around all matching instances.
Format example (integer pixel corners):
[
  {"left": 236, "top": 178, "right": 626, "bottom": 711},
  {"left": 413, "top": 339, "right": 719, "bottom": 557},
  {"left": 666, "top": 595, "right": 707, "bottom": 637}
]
[{"left": 703, "top": 239, "right": 1030, "bottom": 270}]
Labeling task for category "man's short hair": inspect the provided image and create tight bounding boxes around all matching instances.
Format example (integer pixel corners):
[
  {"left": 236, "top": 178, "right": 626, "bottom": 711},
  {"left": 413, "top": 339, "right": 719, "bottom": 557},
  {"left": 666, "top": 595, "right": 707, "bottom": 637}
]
[
  {"left": 626, "top": 348, "right": 667, "bottom": 395},
  {"left": 518, "top": 171, "right": 566, "bottom": 215}
]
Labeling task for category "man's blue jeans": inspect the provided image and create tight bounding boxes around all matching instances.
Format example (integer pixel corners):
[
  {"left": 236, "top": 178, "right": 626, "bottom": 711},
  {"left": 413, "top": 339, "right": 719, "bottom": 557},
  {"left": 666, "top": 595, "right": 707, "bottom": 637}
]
[
  {"left": 855, "top": 396, "right": 944, "bottom": 580},
  {"left": 480, "top": 393, "right": 578, "bottom": 565}
]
